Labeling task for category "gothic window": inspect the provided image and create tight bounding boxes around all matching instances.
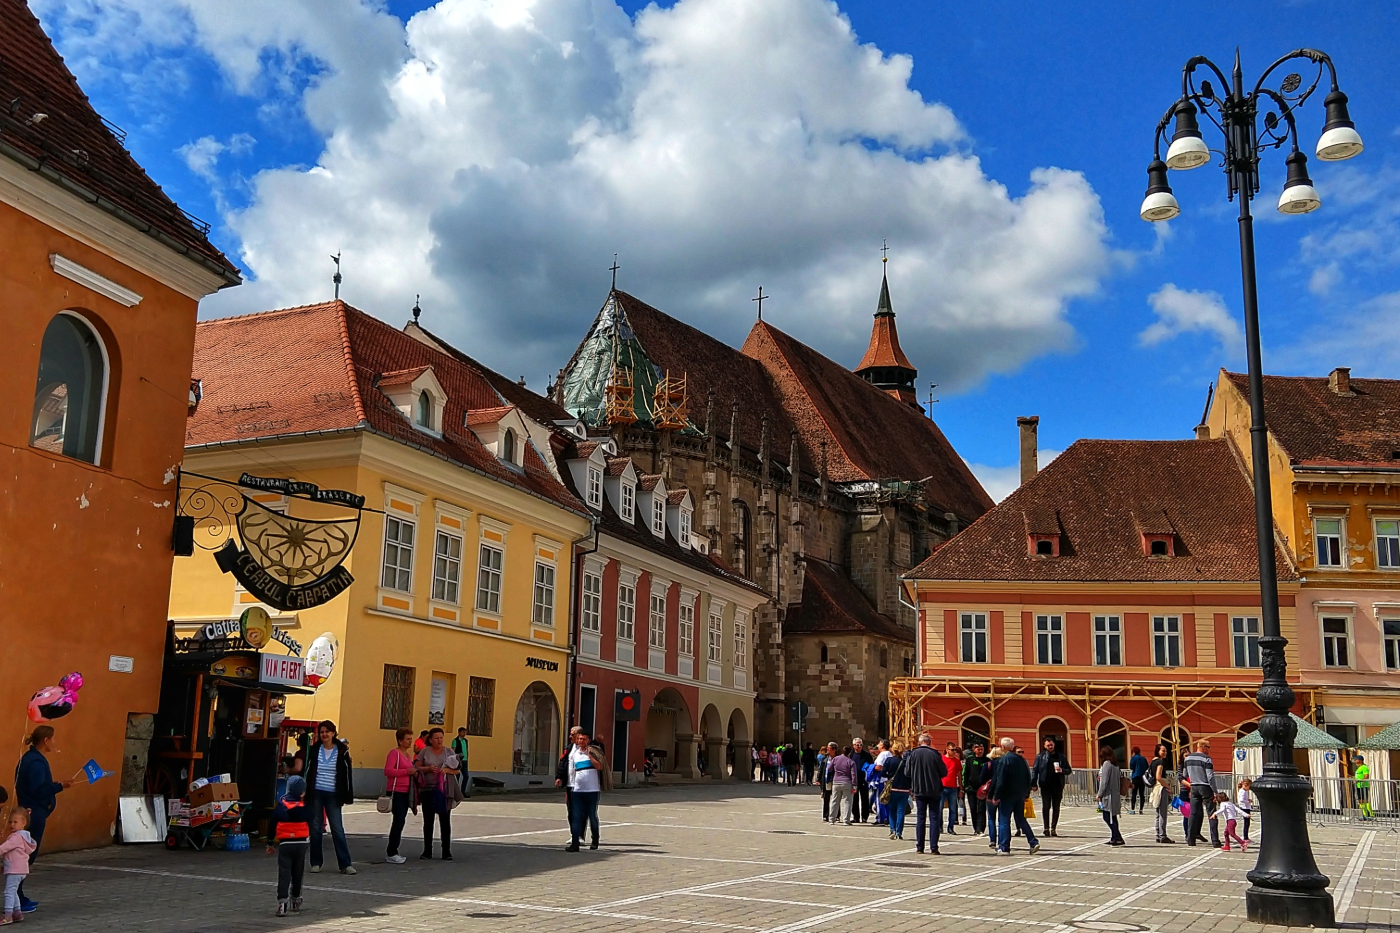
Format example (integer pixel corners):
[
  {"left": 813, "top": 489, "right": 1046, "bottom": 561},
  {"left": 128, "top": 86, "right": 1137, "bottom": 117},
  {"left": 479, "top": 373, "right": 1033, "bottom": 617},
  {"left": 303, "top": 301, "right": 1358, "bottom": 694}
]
[
  {"left": 819, "top": 642, "right": 828, "bottom": 664},
  {"left": 31, "top": 312, "right": 109, "bottom": 464},
  {"left": 734, "top": 501, "right": 753, "bottom": 578}
]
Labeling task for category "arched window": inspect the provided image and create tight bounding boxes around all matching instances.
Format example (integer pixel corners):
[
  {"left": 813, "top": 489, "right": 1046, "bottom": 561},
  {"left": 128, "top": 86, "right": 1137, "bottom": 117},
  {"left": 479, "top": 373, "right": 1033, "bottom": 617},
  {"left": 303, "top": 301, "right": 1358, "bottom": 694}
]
[
  {"left": 502, "top": 428, "right": 516, "bottom": 463},
  {"left": 734, "top": 500, "right": 753, "bottom": 578},
  {"left": 31, "top": 312, "right": 108, "bottom": 464},
  {"left": 819, "top": 642, "right": 829, "bottom": 664},
  {"left": 416, "top": 391, "right": 433, "bottom": 428}
]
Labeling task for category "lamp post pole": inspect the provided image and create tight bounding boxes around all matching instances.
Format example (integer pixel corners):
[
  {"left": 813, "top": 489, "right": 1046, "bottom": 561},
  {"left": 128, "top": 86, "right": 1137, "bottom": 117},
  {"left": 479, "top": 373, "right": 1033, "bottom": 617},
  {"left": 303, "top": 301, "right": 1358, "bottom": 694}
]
[{"left": 1141, "top": 49, "right": 1364, "bottom": 928}]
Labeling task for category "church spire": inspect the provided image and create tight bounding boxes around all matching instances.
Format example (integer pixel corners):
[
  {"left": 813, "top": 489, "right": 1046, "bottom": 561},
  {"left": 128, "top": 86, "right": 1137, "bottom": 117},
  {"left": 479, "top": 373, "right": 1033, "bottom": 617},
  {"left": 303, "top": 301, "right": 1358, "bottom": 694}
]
[{"left": 853, "top": 252, "right": 919, "bottom": 407}]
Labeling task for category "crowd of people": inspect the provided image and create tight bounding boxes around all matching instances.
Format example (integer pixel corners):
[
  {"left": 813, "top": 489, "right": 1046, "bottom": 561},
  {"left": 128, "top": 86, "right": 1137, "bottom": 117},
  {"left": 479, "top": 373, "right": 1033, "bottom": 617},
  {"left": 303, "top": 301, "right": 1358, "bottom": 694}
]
[{"left": 798, "top": 733, "right": 1254, "bottom": 857}]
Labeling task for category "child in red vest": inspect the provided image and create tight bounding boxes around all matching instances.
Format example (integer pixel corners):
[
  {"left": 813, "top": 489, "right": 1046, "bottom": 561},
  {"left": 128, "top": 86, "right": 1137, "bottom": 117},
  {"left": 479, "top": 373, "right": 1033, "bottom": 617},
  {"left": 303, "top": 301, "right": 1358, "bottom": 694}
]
[{"left": 267, "top": 776, "right": 310, "bottom": 916}]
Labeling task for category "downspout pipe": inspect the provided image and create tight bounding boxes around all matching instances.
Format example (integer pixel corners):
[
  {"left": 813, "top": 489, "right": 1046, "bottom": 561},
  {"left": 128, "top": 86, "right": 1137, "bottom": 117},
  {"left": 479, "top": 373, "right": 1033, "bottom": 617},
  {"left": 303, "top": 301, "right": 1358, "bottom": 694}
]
[{"left": 564, "top": 519, "right": 600, "bottom": 736}]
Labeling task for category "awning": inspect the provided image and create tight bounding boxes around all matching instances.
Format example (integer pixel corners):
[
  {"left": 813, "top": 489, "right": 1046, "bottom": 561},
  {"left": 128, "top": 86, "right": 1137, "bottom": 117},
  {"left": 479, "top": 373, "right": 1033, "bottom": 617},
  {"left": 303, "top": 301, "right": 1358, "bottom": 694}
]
[{"left": 1235, "top": 713, "right": 1345, "bottom": 750}]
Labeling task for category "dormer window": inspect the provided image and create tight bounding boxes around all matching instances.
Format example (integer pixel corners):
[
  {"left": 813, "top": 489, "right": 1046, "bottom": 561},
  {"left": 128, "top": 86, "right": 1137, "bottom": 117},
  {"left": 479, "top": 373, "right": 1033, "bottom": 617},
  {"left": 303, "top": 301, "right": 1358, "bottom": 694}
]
[
  {"left": 652, "top": 495, "right": 665, "bottom": 537},
  {"left": 502, "top": 428, "right": 517, "bottom": 464},
  {"left": 1144, "top": 534, "right": 1174, "bottom": 558},
  {"left": 1029, "top": 534, "right": 1059, "bottom": 558},
  {"left": 380, "top": 366, "right": 445, "bottom": 436},
  {"left": 416, "top": 392, "right": 433, "bottom": 428},
  {"left": 586, "top": 466, "right": 603, "bottom": 509},
  {"left": 621, "top": 481, "right": 635, "bottom": 522},
  {"left": 679, "top": 507, "right": 692, "bottom": 548}
]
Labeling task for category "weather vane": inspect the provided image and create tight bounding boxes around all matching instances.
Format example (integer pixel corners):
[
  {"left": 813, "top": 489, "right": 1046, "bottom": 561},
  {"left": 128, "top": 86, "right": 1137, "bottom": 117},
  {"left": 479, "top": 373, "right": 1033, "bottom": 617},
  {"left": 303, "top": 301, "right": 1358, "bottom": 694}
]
[
  {"left": 412, "top": 294, "right": 421, "bottom": 324},
  {"left": 331, "top": 252, "right": 342, "bottom": 300}
]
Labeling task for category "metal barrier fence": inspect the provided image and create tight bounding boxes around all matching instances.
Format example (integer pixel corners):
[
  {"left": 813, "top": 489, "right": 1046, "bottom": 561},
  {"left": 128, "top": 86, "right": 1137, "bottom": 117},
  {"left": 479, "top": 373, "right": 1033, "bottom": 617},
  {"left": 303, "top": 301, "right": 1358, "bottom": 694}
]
[{"left": 1298, "top": 777, "right": 1400, "bottom": 829}]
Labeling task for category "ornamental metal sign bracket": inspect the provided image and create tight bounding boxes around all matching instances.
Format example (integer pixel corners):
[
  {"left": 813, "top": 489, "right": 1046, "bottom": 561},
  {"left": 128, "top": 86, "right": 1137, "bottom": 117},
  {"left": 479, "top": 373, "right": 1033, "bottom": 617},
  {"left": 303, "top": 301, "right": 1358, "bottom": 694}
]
[{"left": 176, "top": 470, "right": 366, "bottom": 611}]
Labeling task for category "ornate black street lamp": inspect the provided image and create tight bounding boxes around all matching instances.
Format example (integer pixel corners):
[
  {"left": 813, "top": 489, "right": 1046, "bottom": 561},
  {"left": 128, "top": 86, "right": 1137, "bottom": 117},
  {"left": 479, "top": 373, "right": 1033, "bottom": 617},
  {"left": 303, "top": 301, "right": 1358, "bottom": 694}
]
[{"left": 1142, "top": 50, "right": 1362, "bottom": 928}]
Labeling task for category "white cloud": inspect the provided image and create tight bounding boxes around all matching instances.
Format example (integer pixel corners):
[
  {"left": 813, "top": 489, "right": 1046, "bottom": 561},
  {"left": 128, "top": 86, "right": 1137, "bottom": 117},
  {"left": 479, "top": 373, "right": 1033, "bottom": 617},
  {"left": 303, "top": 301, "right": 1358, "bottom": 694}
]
[
  {"left": 1140, "top": 283, "right": 1242, "bottom": 354},
  {"left": 39, "top": 0, "right": 1116, "bottom": 390},
  {"left": 1274, "top": 289, "right": 1400, "bottom": 375},
  {"left": 967, "top": 448, "right": 1062, "bottom": 504}
]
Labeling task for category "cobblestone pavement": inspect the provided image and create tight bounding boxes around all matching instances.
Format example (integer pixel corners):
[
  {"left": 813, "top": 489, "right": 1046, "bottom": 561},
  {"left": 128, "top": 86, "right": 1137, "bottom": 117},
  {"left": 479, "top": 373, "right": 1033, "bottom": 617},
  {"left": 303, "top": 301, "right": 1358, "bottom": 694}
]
[{"left": 31, "top": 783, "right": 1399, "bottom": 932}]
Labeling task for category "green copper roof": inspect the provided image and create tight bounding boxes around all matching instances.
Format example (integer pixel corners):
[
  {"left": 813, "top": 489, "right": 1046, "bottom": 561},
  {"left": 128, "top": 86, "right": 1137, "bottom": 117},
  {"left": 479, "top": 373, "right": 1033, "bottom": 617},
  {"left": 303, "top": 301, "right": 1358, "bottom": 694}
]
[
  {"left": 1358, "top": 721, "right": 1400, "bottom": 750},
  {"left": 1235, "top": 713, "right": 1345, "bottom": 750}
]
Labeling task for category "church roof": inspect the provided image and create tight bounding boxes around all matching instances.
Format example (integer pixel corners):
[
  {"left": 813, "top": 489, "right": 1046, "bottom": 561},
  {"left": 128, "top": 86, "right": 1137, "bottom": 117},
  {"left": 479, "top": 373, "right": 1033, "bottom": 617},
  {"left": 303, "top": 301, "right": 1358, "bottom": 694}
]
[
  {"left": 785, "top": 558, "right": 912, "bottom": 642},
  {"left": 189, "top": 301, "right": 585, "bottom": 516},
  {"left": 0, "top": 0, "right": 239, "bottom": 285},
  {"left": 557, "top": 289, "right": 991, "bottom": 523},
  {"left": 854, "top": 274, "right": 915, "bottom": 372}
]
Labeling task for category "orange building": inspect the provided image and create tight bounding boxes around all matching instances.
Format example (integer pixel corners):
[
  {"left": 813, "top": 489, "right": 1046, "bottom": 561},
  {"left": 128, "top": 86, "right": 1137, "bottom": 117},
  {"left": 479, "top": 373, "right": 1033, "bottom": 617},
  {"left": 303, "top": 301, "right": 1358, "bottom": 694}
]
[
  {"left": 1208, "top": 368, "right": 1400, "bottom": 747},
  {"left": 0, "top": 4, "right": 239, "bottom": 850},
  {"left": 899, "top": 437, "right": 1310, "bottom": 773}
]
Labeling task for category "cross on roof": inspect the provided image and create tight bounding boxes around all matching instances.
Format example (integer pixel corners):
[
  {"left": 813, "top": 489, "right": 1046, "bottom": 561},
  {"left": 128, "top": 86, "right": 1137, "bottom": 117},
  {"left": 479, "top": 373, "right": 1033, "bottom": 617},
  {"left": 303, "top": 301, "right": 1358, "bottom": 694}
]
[
  {"left": 753, "top": 286, "right": 768, "bottom": 320},
  {"left": 610, "top": 254, "right": 620, "bottom": 291},
  {"left": 881, "top": 239, "right": 889, "bottom": 264}
]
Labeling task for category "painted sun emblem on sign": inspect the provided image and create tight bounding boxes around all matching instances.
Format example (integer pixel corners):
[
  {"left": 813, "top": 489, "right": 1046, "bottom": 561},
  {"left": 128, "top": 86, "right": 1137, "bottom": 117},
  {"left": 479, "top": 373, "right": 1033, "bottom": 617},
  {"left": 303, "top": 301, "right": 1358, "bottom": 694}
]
[{"left": 237, "top": 500, "right": 358, "bottom": 586}]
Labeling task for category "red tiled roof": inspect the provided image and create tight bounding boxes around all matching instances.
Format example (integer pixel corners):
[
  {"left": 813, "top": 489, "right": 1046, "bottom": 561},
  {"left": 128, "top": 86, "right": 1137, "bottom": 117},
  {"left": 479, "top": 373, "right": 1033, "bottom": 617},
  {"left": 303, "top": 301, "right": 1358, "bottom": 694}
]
[
  {"left": 407, "top": 321, "right": 574, "bottom": 429},
  {"left": 378, "top": 366, "right": 430, "bottom": 389},
  {"left": 463, "top": 406, "right": 514, "bottom": 426},
  {"left": 609, "top": 291, "right": 990, "bottom": 522},
  {"left": 1225, "top": 371, "right": 1400, "bottom": 468},
  {"left": 638, "top": 474, "right": 662, "bottom": 492},
  {"left": 854, "top": 312, "right": 915, "bottom": 371},
  {"left": 605, "top": 457, "right": 631, "bottom": 477},
  {"left": 786, "top": 558, "right": 913, "bottom": 642},
  {"left": 0, "top": 1, "right": 239, "bottom": 284},
  {"left": 744, "top": 322, "right": 991, "bottom": 519},
  {"left": 667, "top": 490, "right": 689, "bottom": 506},
  {"left": 908, "top": 438, "right": 1296, "bottom": 583},
  {"left": 188, "top": 301, "right": 585, "bottom": 515}
]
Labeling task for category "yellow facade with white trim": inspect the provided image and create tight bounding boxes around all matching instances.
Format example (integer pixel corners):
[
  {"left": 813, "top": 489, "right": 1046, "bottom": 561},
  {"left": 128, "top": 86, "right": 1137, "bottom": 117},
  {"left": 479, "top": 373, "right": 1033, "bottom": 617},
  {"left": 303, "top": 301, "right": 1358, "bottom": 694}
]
[{"left": 168, "top": 431, "right": 591, "bottom": 789}]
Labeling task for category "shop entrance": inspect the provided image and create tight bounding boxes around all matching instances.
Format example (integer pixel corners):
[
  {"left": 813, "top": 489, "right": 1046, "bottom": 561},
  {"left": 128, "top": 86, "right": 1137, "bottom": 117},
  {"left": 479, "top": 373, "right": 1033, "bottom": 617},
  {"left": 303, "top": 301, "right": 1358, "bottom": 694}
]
[
  {"left": 1039, "top": 717, "right": 1069, "bottom": 762},
  {"left": 961, "top": 715, "right": 991, "bottom": 750},
  {"left": 512, "top": 681, "right": 560, "bottom": 775},
  {"left": 1097, "top": 718, "right": 1128, "bottom": 765}
]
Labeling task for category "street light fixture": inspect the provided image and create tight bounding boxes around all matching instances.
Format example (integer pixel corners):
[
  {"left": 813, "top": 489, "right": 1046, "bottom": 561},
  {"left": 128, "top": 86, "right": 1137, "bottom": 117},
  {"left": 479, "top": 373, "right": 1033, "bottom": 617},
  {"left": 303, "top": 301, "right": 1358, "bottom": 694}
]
[{"left": 1141, "top": 49, "right": 1362, "bottom": 928}]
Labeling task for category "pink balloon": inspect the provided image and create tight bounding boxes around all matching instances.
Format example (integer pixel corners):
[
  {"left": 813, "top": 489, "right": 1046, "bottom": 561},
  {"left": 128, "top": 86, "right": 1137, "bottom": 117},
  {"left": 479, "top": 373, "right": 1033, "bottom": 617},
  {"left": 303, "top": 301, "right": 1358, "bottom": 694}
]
[{"left": 26, "top": 672, "right": 82, "bottom": 723}]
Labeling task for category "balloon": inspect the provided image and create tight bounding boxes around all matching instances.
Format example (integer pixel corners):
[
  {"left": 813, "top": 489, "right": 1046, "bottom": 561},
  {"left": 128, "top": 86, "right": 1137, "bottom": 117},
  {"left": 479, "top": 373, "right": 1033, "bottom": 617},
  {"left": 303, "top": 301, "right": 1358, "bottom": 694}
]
[
  {"left": 26, "top": 672, "right": 84, "bottom": 723},
  {"left": 304, "top": 634, "right": 338, "bottom": 688}
]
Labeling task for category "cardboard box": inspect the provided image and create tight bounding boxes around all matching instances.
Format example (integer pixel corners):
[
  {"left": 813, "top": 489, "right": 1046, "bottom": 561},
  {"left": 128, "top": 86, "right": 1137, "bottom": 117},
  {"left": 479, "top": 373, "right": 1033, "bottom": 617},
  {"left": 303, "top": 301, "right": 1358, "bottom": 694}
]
[{"left": 188, "top": 781, "right": 240, "bottom": 807}]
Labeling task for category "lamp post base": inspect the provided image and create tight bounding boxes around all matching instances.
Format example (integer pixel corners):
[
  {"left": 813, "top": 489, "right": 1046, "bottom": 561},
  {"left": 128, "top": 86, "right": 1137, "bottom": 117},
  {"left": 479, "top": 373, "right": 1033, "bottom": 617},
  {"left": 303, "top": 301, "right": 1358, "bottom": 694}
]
[{"left": 1245, "top": 887, "right": 1335, "bottom": 927}]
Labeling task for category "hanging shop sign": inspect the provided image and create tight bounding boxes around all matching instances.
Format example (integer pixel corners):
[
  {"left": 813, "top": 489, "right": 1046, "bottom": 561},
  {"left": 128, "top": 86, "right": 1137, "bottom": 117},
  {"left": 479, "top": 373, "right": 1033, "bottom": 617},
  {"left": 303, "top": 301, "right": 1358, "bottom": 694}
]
[
  {"left": 260, "top": 654, "right": 306, "bottom": 688},
  {"left": 239, "top": 607, "right": 271, "bottom": 649},
  {"left": 179, "top": 470, "right": 363, "bottom": 613},
  {"left": 210, "top": 655, "right": 258, "bottom": 680}
]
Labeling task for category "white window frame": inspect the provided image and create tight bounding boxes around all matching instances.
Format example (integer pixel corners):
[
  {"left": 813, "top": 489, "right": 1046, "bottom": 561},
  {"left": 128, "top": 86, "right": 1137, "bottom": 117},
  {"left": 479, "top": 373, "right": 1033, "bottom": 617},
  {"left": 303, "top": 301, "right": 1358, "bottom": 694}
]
[
  {"left": 1321, "top": 615, "right": 1352, "bottom": 669},
  {"left": 1093, "top": 615, "right": 1122, "bottom": 666},
  {"left": 532, "top": 561, "right": 556, "bottom": 627},
  {"left": 1152, "top": 615, "right": 1181, "bottom": 667},
  {"left": 1375, "top": 518, "right": 1400, "bottom": 570},
  {"left": 381, "top": 514, "right": 415, "bottom": 592},
  {"left": 621, "top": 482, "right": 635, "bottom": 523},
  {"left": 649, "top": 592, "right": 667, "bottom": 650},
  {"left": 476, "top": 542, "right": 504, "bottom": 614},
  {"left": 959, "top": 612, "right": 988, "bottom": 664},
  {"left": 1035, "top": 614, "right": 1064, "bottom": 665},
  {"left": 617, "top": 574, "right": 636, "bottom": 642},
  {"left": 1314, "top": 516, "right": 1345, "bottom": 568},
  {"left": 1384, "top": 618, "right": 1400, "bottom": 671},
  {"left": 581, "top": 569, "right": 602, "bottom": 634},
  {"left": 734, "top": 611, "right": 748, "bottom": 669},
  {"left": 586, "top": 466, "right": 603, "bottom": 509},
  {"left": 1232, "top": 616, "right": 1261, "bottom": 668},
  {"left": 652, "top": 495, "right": 665, "bottom": 537},
  {"left": 679, "top": 508, "right": 693, "bottom": 548},
  {"left": 708, "top": 610, "right": 723, "bottom": 662},
  {"left": 678, "top": 598, "right": 695, "bottom": 656},
  {"left": 431, "top": 529, "right": 463, "bottom": 604}
]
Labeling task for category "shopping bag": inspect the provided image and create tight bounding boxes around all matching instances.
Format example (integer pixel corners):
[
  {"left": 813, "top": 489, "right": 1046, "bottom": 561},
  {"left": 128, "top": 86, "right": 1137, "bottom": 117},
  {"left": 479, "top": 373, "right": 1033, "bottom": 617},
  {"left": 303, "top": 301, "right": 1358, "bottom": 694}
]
[
  {"left": 1149, "top": 784, "right": 1163, "bottom": 808},
  {"left": 1023, "top": 797, "right": 1035, "bottom": 819}
]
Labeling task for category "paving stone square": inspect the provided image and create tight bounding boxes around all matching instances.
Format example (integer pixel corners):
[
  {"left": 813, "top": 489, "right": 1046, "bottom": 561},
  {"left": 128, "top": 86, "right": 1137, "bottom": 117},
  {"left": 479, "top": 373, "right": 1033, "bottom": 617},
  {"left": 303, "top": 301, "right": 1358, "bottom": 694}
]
[{"left": 34, "top": 784, "right": 1398, "bottom": 932}]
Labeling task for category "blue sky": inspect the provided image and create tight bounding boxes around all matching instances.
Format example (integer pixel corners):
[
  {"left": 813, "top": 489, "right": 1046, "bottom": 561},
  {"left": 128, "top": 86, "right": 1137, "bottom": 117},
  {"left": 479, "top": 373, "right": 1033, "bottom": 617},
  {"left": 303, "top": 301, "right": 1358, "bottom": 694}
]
[{"left": 34, "top": 0, "right": 1400, "bottom": 500}]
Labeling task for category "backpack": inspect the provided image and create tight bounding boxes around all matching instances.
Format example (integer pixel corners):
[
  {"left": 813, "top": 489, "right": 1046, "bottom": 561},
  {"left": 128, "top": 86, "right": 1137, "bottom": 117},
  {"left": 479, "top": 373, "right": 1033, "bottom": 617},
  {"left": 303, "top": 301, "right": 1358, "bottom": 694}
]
[{"left": 1120, "top": 772, "right": 1132, "bottom": 797}]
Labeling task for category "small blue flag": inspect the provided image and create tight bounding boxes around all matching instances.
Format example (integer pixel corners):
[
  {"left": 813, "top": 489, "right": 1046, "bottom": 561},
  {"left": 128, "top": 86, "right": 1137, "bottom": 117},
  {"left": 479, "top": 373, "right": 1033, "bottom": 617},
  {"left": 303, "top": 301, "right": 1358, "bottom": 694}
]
[{"left": 83, "top": 759, "right": 115, "bottom": 784}]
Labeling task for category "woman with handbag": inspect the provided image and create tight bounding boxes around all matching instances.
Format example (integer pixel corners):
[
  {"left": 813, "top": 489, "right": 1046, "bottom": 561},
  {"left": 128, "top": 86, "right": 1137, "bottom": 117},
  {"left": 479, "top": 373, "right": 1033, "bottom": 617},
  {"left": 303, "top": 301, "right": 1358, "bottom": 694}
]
[
  {"left": 1096, "top": 745, "right": 1126, "bottom": 846},
  {"left": 884, "top": 743, "right": 912, "bottom": 840},
  {"left": 565, "top": 731, "right": 611, "bottom": 851},
  {"left": 382, "top": 728, "right": 416, "bottom": 864},
  {"left": 416, "top": 727, "right": 461, "bottom": 860}
]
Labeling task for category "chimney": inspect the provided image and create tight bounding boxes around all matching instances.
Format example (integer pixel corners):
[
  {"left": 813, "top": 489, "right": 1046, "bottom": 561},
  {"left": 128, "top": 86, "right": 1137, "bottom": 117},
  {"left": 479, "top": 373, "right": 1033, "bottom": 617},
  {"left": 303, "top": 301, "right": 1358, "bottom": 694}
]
[
  {"left": 1329, "top": 367, "right": 1352, "bottom": 396},
  {"left": 1195, "top": 424, "right": 1211, "bottom": 440},
  {"left": 1017, "top": 416, "right": 1039, "bottom": 487}
]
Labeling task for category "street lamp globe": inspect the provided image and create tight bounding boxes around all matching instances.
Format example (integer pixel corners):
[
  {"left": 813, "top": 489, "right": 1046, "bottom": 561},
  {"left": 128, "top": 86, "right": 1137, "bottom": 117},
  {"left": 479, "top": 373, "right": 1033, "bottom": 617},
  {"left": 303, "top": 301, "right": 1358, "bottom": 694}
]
[
  {"left": 1165, "top": 101, "right": 1211, "bottom": 170},
  {"left": 1316, "top": 90, "right": 1364, "bottom": 161},
  {"left": 1140, "top": 159, "right": 1180, "bottom": 222},
  {"left": 1277, "top": 150, "right": 1321, "bottom": 215}
]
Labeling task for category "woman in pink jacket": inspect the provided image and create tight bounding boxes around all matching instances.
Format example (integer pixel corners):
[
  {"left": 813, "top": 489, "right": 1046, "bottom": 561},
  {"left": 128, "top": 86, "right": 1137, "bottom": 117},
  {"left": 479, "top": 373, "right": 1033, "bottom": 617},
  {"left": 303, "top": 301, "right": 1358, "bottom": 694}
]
[{"left": 383, "top": 728, "right": 416, "bottom": 865}]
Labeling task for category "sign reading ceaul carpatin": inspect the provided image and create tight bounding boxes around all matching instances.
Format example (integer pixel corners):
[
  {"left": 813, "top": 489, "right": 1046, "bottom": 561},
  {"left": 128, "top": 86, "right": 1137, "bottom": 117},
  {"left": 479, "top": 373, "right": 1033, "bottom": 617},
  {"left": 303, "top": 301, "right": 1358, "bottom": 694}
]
[{"left": 216, "top": 540, "right": 355, "bottom": 612}]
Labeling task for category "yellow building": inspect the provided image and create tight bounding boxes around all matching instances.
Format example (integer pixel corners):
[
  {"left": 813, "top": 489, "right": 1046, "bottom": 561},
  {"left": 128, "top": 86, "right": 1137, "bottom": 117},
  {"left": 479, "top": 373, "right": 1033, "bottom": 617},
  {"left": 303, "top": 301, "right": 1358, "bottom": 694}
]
[
  {"left": 169, "top": 301, "right": 592, "bottom": 791},
  {"left": 1208, "top": 368, "right": 1400, "bottom": 752}
]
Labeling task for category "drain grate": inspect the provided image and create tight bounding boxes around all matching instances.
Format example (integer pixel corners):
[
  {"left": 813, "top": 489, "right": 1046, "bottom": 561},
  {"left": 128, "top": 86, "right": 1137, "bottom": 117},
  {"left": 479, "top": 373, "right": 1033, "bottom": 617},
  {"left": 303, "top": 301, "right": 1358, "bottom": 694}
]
[
  {"left": 768, "top": 830, "right": 806, "bottom": 835},
  {"left": 875, "top": 861, "right": 928, "bottom": 869},
  {"left": 465, "top": 912, "right": 516, "bottom": 919}
]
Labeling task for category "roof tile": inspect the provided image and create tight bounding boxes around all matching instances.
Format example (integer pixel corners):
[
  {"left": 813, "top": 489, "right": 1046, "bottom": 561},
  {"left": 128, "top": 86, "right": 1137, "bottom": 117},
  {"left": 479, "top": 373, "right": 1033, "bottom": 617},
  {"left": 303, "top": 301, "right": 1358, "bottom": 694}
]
[{"left": 1226, "top": 371, "right": 1400, "bottom": 468}]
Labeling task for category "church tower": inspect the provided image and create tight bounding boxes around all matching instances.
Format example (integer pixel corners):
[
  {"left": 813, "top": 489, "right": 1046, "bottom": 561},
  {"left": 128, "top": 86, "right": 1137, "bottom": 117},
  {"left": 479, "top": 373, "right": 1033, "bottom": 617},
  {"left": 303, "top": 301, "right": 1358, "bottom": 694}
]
[{"left": 853, "top": 263, "right": 919, "bottom": 407}]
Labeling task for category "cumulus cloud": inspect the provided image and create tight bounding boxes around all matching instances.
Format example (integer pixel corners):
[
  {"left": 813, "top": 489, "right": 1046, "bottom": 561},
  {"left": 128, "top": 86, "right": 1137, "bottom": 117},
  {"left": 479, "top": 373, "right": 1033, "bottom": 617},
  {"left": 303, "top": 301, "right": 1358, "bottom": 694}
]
[
  {"left": 1140, "top": 283, "right": 1242, "bottom": 354},
  {"left": 967, "top": 449, "right": 1062, "bottom": 504},
  {"left": 178, "top": 133, "right": 255, "bottom": 182},
  {"left": 37, "top": 0, "right": 1116, "bottom": 391}
]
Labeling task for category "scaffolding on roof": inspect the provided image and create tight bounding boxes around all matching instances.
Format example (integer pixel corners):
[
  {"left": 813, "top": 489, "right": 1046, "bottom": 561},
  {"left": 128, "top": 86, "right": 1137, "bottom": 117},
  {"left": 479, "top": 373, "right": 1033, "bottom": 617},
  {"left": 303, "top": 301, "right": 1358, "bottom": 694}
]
[
  {"left": 653, "top": 370, "right": 688, "bottom": 431},
  {"left": 604, "top": 364, "right": 639, "bottom": 427}
]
